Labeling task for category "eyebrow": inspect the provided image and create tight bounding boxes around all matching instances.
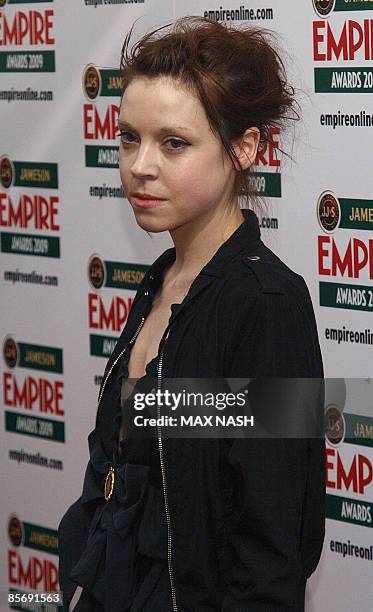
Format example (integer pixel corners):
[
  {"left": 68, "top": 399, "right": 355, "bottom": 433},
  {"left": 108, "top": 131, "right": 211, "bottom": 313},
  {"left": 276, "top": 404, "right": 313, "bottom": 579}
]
[{"left": 117, "top": 119, "right": 192, "bottom": 134}]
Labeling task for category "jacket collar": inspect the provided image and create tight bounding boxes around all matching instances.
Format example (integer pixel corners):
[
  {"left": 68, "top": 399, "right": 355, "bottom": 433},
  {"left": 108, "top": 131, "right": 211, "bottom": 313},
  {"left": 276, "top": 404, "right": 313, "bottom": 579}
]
[
  {"left": 146, "top": 209, "right": 261, "bottom": 281},
  {"left": 143, "top": 210, "right": 261, "bottom": 322}
]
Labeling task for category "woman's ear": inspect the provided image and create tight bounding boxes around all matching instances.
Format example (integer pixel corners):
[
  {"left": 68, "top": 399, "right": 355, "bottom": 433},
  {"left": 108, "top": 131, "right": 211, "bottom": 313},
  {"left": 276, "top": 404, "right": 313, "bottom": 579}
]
[{"left": 232, "top": 127, "right": 260, "bottom": 171}]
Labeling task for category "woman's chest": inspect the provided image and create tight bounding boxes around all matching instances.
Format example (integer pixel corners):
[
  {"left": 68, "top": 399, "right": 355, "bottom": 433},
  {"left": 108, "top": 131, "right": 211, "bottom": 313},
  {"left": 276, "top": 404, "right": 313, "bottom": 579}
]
[{"left": 126, "top": 288, "right": 187, "bottom": 379}]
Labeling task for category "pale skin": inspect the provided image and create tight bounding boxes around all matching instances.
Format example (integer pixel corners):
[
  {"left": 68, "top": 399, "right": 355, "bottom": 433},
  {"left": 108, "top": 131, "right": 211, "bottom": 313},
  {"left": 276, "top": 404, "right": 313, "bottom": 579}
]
[{"left": 117, "top": 75, "right": 260, "bottom": 434}]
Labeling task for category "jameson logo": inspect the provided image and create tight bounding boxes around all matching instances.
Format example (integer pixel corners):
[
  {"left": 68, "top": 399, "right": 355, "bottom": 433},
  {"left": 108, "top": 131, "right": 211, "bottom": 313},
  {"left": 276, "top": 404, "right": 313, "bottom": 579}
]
[
  {"left": 83, "top": 63, "right": 123, "bottom": 99},
  {"left": 88, "top": 255, "right": 106, "bottom": 289},
  {"left": 83, "top": 101, "right": 120, "bottom": 168},
  {"left": 88, "top": 254, "right": 148, "bottom": 290},
  {"left": 344, "top": 413, "right": 373, "bottom": 448},
  {"left": 317, "top": 191, "right": 373, "bottom": 232},
  {"left": 313, "top": 0, "right": 335, "bottom": 17},
  {"left": 313, "top": 11, "right": 373, "bottom": 92},
  {"left": 317, "top": 192, "right": 340, "bottom": 233},
  {"left": 313, "top": 0, "right": 373, "bottom": 17},
  {"left": 8, "top": 516, "right": 58, "bottom": 555},
  {"left": 83, "top": 64, "right": 101, "bottom": 99},
  {"left": 0, "top": 156, "right": 13, "bottom": 189},
  {"left": 8, "top": 515, "right": 58, "bottom": 555},
  {"left": 8, "top": 515, "right": 23, "bottom": 547},
  {"left": 24, "top": 523, "right": 58, "bottom": 555},
  {"left": 3, "top": 336, "right": 18, "bottom": 368},
  {"left": 0, "top": 6, "right": 55, "bottom": 73},
  {"left": 3, "top": 337, "right": 63, "bottom": 373},
  {"left": 0, "top": 157, "right": 58, "bottom": 189},
  {"left": 325, "top": 403, "right": 345, "bottom": 446}
]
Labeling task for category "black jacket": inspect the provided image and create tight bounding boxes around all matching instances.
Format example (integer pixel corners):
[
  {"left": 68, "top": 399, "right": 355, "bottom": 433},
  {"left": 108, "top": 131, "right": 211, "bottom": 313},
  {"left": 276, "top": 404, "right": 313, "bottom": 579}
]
[{"left": 58, "top": 211, "right": 325, "bottom": 611}]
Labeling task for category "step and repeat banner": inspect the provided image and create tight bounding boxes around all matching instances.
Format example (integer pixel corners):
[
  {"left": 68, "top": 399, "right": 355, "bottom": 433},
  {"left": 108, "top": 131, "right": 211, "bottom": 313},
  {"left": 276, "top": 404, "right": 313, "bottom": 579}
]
[{"left": 0, "top": 0, "right": 372, "bottom": 610}]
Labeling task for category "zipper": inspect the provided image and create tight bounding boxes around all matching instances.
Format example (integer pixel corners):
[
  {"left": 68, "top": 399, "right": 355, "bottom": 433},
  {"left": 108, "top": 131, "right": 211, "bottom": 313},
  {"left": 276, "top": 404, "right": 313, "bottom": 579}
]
[
  {"left": 97, "top": 317, "right": 145, "bottom": 501},
  {"left": 156, "top": 327, "right": 178, "bottom": 612},
  {"left": 97, "top": 317, "right": 145, "bottom": 409},
  {"left": 98, "top": 313, "right": 178, "bottom": 609}
]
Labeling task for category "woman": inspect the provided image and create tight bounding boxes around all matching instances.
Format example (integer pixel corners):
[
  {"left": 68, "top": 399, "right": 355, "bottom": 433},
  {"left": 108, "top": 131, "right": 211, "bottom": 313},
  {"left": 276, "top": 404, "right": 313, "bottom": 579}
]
[{"left": 59, "top": 16, "right": 325, "bottom": 611}]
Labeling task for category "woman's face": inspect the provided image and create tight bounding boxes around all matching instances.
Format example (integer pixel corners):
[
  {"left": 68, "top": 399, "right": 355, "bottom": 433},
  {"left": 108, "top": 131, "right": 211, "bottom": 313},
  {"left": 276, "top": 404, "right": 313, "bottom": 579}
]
[{"left": 118, "top": 75, "right": 237, "bottom": 233}]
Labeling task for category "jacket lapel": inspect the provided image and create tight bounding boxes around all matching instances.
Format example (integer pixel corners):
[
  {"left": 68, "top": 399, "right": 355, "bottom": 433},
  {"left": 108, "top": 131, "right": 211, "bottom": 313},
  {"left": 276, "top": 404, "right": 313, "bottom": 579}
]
[{"left": 100, "top": 211, "right": 262, "bottom": 386}]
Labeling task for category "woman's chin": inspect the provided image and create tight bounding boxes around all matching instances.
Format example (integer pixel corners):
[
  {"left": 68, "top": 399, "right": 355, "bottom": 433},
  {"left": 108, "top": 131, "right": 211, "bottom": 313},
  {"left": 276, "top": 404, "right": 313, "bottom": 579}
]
[{"left": 132, "top": 210, "right": 169, "bottom": 234}]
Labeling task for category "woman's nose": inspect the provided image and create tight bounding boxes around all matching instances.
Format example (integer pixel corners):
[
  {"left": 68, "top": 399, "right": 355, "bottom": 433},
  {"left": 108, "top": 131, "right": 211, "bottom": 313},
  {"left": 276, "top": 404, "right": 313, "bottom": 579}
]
[{"left": 130, "top": 144, "right": 158, "bottom": 178}]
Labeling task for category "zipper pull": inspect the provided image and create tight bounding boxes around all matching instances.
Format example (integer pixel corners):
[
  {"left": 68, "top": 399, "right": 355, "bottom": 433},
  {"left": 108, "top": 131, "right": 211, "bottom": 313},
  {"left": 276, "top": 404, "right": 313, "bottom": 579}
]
[{"left": 104, "top": 466, "right": 115, "bottom": 501}]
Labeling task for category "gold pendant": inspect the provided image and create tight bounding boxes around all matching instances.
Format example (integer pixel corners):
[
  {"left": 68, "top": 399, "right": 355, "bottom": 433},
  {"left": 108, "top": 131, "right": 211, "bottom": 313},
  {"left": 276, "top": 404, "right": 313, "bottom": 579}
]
[{"left": 104, "top": 466, "right": 115, "bottom": 501}]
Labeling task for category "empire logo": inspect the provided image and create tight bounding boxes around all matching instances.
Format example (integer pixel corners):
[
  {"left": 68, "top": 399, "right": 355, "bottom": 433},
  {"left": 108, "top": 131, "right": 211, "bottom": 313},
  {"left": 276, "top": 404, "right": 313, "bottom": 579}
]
[
  {"left": 326, "top": 447, "right": 373, "bottom": 528},
  {"left": 3, "top": 371, "right": 64, "bottom": 416},
  {"left": 83, "top": 64, "right": 122, "bottom": 169},
  {"left": 317, "top": 192, "right": 373, "bottom": 311},
  {"left": 324, "top": 401, "right": 373, "bottom": 529},
  {"left": 0, "top": 3, "right": 55, "bottom": 74},
  {"left": 7, "top": 514, "right": 59, "bottom": 598},
  {"left": 0, "top": 155, "right": 60, "bottom": 259},
  {"left": 87, "top": 255, "right": 148, "bottom": 357},
  {"left": 251, "top": 127, "right": 282, "bottom": 198},
  {"left": 327, "top": 448, "right": 372, "bottom": 495},
  {"left": 0, "top": 192, "right": 60, "bottom": 230},
  {"left": 312, "top": 1, "right": 373, "bottom": 93},
  {"left": 3, "top": 336, "right": 65, "bottom": 442}
]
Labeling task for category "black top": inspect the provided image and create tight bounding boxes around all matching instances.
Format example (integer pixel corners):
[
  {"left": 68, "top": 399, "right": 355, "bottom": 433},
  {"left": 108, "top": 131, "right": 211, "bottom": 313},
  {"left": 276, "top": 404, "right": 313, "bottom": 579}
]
[
  {"left": 59, "top": 211, "right": 325, "bottom": 611},
  {"left": 64, "top": 349, "right": 172, "bottom": 611}
]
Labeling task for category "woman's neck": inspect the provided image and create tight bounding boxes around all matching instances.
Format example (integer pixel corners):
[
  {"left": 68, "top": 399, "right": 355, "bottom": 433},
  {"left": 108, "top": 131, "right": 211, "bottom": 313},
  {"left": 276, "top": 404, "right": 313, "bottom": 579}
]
[{"left": 165, "top": 206, "right": 245, "bottom": 291}]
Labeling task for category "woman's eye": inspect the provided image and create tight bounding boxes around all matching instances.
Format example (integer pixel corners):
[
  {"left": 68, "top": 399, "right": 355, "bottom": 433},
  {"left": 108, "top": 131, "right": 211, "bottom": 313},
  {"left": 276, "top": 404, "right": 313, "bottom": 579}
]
[
  {"left": 166, "top": 138, "right": 187, "bottom": 151},
  {"left": 117, "top": 131, "right": 187, "bottom": 152},
  {"left": 118, "top": 130, "right": 136, "bottom": 144}
]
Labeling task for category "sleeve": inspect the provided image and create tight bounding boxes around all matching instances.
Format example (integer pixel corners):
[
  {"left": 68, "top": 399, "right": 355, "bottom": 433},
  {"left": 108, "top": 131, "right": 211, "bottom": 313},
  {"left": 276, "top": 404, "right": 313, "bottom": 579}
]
[{"left": 221, "top": 285, "right": 326, "bottom": 611}]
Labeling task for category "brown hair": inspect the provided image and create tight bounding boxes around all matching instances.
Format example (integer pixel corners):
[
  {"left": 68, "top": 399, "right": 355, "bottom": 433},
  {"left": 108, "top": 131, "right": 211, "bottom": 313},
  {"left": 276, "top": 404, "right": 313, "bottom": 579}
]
[{"left": 120, "top": 16, "right": 301, "bottom": 217}]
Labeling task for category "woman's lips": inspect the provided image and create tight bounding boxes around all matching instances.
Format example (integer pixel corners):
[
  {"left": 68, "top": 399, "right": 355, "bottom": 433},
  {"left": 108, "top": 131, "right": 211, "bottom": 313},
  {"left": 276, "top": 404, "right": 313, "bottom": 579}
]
[{"left": 132, "top": 196, "right": 166, "bottom": 209}]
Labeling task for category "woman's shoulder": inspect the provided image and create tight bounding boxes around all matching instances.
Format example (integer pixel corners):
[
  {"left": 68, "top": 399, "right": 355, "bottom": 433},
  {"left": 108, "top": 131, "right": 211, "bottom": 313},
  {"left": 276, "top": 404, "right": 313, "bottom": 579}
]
[
  {"left": 220, "top": 242, "right": 323, "bottom": 377},
  {"left": 221, "top": 240, "right": 312, "bottom": 307}
]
